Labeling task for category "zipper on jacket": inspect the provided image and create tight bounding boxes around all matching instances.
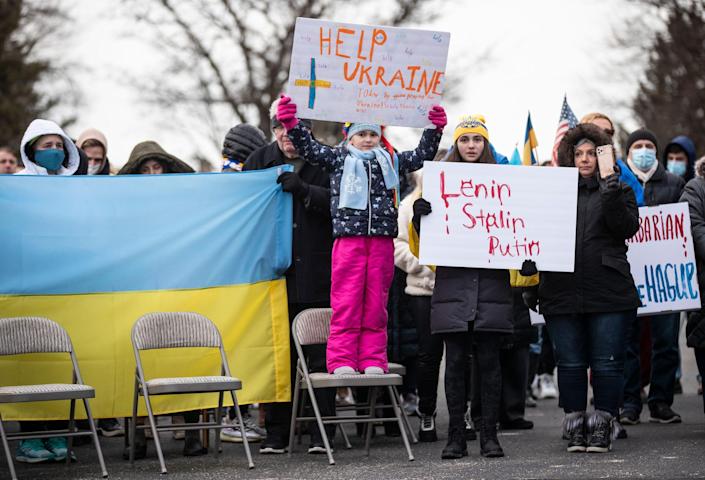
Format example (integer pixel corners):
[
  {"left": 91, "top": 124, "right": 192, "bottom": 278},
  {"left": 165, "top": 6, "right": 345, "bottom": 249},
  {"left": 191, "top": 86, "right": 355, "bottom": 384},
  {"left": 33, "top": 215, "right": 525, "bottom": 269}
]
[{"left": 367, "top": 162, "right": 372, "bottom": 235}]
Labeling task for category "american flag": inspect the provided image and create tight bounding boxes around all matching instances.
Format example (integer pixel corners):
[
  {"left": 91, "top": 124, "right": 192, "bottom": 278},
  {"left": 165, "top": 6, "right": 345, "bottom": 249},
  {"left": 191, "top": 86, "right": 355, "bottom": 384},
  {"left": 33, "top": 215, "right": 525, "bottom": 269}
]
[{"left": 551, "top": 96, "right": 578, "bottom": 166}]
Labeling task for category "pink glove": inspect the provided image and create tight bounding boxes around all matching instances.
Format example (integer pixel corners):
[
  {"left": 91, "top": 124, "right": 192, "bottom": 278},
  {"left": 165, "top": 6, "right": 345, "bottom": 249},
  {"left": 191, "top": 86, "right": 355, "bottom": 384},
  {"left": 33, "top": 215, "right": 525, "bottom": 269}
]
[
  {"left": 428, "top": 105, "right": 447, "bottom": 131},
  {"left": 277, "top": 95, "right": 299, "bottom": 130}
]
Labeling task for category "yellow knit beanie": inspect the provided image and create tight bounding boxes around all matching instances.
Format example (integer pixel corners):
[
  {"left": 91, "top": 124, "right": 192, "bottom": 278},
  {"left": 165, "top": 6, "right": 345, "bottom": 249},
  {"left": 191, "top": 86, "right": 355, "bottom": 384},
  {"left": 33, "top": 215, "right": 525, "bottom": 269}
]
[{"left": 453, "top": 115, "right": 489, "bottom": 143}]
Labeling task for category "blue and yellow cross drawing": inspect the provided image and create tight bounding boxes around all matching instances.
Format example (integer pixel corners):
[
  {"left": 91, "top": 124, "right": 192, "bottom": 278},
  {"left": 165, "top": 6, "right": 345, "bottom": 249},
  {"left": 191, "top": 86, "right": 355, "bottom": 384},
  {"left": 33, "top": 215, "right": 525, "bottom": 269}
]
[{"left": 294, "top": 58, "right": 331, "bottom": 109}]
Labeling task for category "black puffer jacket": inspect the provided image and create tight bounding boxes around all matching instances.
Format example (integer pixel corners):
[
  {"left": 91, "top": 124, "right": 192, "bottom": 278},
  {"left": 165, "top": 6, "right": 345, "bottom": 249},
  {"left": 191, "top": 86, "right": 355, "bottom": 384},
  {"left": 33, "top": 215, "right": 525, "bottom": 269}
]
[
  {"left": 244, "top": 141, "right": 333, "bottom": 304},
  {"left": 636, "top": 163, "right": 685, "bottom": 207},
  {"left": 287, "top": 123, "right": 442, "bottom": 238},
  {"left": 430, "top": 266, "right": 514, "bottom": 334},
  {"left": 539, "top": 124, "right": 641, "bottom": 315}
]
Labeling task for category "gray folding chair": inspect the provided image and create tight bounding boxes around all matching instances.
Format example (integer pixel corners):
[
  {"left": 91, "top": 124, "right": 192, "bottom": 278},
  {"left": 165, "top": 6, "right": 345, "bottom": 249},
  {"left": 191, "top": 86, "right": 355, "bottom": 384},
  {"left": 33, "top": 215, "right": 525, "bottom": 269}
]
[
  {"left": 129, "top": 312, "right": 254, "bottom": 474},
  {"left": 0, "top": 316, "right": 107, "bottom": 480},
  {"left": 287, "top": 308, "right": 414, "bottom": 464}
]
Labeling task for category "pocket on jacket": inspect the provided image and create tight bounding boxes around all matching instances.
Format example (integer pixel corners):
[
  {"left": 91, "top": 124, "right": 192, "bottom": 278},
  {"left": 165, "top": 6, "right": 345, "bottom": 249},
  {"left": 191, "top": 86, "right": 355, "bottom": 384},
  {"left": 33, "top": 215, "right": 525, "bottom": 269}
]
[{"left": 601, "top": 254, "right": 633, "bottom": 279}]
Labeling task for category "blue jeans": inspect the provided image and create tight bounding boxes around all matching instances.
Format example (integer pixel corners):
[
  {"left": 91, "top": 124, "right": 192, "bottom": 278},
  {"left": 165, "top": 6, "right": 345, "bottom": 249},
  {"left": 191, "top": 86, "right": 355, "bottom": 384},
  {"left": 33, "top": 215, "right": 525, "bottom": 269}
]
[
  {"left": 622, "top": 312, "right": 680, "bottom": 413},
  {"left": 545, "top": 311, "right": 632, "bottom": 416}
]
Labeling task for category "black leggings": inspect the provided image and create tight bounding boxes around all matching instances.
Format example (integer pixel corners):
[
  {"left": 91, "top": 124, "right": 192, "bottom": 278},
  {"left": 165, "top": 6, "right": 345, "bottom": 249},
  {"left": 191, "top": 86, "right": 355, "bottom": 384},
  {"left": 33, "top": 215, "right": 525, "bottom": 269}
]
[{"left": 444, "top": 329, "right": 503, "bottom": 430}]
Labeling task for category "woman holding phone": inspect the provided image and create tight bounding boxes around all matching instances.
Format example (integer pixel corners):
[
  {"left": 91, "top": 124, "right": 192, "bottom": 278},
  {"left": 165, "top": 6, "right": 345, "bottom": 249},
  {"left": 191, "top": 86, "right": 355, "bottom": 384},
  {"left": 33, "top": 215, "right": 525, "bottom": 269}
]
[{"left": 535, "top": 123, "right": 640, "bottom": 453}]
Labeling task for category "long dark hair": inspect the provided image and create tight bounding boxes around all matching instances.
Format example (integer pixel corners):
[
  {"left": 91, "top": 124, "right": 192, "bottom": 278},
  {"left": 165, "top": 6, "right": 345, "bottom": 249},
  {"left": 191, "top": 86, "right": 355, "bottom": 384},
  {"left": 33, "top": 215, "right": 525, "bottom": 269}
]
[{"left": 446, "top": 137, "right": 495, "bottom": 164}]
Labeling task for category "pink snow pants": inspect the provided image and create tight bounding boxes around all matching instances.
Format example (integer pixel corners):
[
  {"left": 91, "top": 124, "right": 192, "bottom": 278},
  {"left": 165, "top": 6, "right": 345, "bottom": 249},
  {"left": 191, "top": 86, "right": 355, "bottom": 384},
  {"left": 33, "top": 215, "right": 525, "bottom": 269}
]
[{"left": 327, "top": 236, "right": 394, "bottom": 373}]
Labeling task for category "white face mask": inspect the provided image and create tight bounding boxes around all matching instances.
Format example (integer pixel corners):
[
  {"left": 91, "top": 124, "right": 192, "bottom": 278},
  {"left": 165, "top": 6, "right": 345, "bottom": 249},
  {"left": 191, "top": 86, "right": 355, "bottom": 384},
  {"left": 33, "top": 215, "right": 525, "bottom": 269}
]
[{"left": 87, "top": 163, "right": 102, "bottom": 175}]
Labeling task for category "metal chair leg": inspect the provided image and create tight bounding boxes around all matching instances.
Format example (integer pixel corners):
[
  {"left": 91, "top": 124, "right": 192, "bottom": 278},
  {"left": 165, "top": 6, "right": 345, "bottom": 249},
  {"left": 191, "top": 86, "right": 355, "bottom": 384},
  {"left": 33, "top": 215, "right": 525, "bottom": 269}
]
[
  {"left": 338, "top": 424, "right": 352, "bottom": 449},
  {"left": 288, "top": 370, "right": 302, "bottom": 456},
  {"left": 130, "top": 377, "right": 139, "bottom": 465},
  {"left": 0, "top": 414, "right": 18, "bottom": 480},
  {"left": 388, "top": 386, "right": 414, "bottom": 461},
  {"left": 231, "top": 391, "right": 254, "bottom": 469},
  {"left": 142, "top": 389, "right": 167, "bottom": 474},
  {"left": 67, "top": 398, "right": 76, "bottom": 464},
  {"left": 215, "top": 393, "right": 223, "bottom": 456},
  {"left": 83, "top": 398, "right": 108, "bottom": 477},
  {"left": 364, "top": 387, "right": 378, "bottom": 457},
  {"left": 305, "top": 381, "right": 334, "bottom": 465},
  {"left": 393, "top": 386, "right": 418, "bottom": 444}
]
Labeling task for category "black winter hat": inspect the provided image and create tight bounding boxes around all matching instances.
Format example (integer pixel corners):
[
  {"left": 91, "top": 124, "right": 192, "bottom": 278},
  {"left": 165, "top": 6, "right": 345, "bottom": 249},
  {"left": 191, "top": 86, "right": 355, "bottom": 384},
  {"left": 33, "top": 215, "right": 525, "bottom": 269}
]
[
  {"left": 222, "top": 124, "right": 267, "bottom": 162},
  {"left": 625, "top": 128, "right": 658, "bottom": 156}
]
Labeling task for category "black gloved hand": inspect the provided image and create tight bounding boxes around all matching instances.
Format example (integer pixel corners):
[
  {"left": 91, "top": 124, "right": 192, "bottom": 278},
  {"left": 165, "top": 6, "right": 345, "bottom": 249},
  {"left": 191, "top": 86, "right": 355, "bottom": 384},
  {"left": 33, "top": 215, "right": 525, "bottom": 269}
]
[
  {"left": 277, "top": 171, "right": 309, "bottom": 198},
  {"left": 412, "top": 197, "right": 432, "bottom": 232},
  {"left": 520, "top": 259, "right": 538, "bottom": 277},
  {"left": 601, "top": 172, "right": 620, "bottom": 192},
  {"left": 522, "top": 289, "right": 539, "bottom": 312}
]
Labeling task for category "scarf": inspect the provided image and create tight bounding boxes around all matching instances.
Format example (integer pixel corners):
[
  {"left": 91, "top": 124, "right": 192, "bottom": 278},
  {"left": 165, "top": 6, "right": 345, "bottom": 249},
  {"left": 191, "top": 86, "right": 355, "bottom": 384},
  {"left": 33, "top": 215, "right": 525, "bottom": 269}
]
[
  {"left": 339, "top": 145, "right": 399, "bottom": 210},
  {"left": 627, "top": 157, "right": 658, "bottom": 185}
]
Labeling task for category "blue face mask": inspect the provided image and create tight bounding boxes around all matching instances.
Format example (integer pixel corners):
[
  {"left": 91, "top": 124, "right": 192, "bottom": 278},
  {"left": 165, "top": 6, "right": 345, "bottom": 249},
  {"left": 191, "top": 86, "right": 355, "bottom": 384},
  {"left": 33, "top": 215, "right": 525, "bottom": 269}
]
[
  {"left": 34, "top": 148, "right": 65, "bottom": 171},
  {"left": 631, "top": 148, "right": 657, "bottom": 172},
  {"left": 667, "top": 160, "right": 687, "bottom": 177}
]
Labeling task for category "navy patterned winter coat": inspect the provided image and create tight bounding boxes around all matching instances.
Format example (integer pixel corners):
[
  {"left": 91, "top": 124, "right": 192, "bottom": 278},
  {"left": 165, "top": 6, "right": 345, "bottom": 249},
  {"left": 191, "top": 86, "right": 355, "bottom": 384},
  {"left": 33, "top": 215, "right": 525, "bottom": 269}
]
[{"left": 287, "top": 123, "right": 442, "bottom": 238}]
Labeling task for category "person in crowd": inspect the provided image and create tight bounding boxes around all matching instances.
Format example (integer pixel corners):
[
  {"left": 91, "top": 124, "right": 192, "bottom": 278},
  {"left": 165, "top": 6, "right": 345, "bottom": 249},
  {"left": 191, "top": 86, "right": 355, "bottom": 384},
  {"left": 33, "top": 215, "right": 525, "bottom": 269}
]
[
  {"left": 620, "top": 128, "right": 685, "bottom": 426},
  {"left": 412, "top": 115, "right": 514, "bottom": 459},
  {"left": 243, "top": 100, "right": 336, "bottom": 455},
  {"left": 221, "top": 123, "right": 266, "bottom": 172},
  {"left": 529, "top": 123, "right": 640, "bottom": 453},
  {"left": 0, "top": 146, "right": 19, "bottom": 174},
  {"left": 117, "top": 141, "right": 194, "bottom": 175},
  {"left": 117, "top": 142, "right": 202, "bottom": 458},
  {"left": 580, "top": 112, "right": 644, "bottom": 206},
  {"left": 663, "top": 135, "right": 696, "bottom": 182},
  {"left": 13, "top": 118, "right": 83, "bottom": 464},
  {"left": 532, "top": 328, "right": 558, "bottom": 400},
  {"left": 213, "top": 122, "right": 269, "bottom": 444},
  {"left": 275, "top": 95, "right": 445, "bottom": 377},
  {"left": 76, "top": 128, "right": 111, "bottom": 175},
  {"left": 681, "top": 155, "right": 705, "bottom": 416},
  {"left": 473, "top": 288, "right": 537, "bottom": 431}
]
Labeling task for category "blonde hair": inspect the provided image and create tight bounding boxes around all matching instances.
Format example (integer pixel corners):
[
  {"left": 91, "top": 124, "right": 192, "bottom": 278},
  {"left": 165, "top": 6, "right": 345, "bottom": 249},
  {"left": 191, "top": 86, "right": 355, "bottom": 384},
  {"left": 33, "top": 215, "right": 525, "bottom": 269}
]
[{"left": 580, "top": 112, "right": 614, "bottom": 129}]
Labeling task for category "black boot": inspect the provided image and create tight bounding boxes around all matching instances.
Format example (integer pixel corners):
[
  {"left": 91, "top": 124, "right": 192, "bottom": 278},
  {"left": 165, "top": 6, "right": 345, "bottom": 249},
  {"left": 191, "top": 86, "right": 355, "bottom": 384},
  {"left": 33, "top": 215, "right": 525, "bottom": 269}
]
[
  {"left": 441, "top": 425, "right": 468, "bottom": 459},
  {"left": 565, "top": 411, "right": 587, "bottom": 452},
  {"left": 479, "top": 418, "right": 504, "bottom": 458},
  {"left": 183, "top": 430, "right": 207, "bottom": 456},
  {"left": 586, "top": 410, "right": 612, "bottom": 453}
]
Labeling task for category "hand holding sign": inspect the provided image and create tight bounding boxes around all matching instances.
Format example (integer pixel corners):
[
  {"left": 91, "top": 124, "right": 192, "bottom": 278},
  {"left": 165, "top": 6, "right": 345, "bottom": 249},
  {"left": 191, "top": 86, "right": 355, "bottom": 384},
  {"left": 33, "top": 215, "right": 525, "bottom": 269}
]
[{"left": 277, "top": 95, "right": 299, "bottom": 130}]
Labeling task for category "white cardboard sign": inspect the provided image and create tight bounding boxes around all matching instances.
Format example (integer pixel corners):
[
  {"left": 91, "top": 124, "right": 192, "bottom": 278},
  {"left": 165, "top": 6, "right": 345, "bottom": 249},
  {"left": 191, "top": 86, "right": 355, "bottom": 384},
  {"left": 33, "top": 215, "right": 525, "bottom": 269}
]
[
  {"left": 626, "top": 202, "right": 701, "bottom": 316},
  {"left": 419, "top": 162, "right": 578, "bottom": 272},
  {"left": 287, "top": 17, "right": 450, "bottom": 127}
]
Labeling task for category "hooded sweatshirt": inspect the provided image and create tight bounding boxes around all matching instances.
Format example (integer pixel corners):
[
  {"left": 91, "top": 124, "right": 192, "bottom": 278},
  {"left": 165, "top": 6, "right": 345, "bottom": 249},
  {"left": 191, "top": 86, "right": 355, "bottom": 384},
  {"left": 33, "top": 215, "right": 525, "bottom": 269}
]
[
  {"left": 76, "top": 128, "right": 111, "bottom": 175},
  {"left": 117, "top": 141, "right": 194, "bottom": 175},
  {"left": 16, "top": 119, "right": 80, "bottom": 176},
  {"left": 663, "top": 135, "right": 697, "bottom": 182}
]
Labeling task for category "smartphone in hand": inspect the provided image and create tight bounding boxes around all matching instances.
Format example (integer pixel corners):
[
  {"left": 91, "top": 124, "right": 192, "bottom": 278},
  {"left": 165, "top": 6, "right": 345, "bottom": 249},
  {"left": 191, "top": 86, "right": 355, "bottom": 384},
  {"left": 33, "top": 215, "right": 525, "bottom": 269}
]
[{"left": 596, "top": 145, "right": 615, "bottom": 179}]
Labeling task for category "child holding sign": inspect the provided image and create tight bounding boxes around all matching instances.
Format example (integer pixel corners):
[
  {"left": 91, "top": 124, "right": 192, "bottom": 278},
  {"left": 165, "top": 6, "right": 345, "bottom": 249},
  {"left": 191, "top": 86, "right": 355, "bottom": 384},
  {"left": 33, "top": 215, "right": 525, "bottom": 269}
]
[
  {"left": 412, "top": 115, "right": 521, "bottom": 459},
  {"left": 276, "top": 95, "right": 446, "bottom": 375}
]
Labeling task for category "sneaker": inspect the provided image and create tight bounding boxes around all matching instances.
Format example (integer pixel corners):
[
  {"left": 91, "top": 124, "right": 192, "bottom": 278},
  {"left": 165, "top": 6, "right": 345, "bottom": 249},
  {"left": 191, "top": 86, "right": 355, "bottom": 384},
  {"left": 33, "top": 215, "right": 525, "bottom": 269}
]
[
  {"left": 648, "top": 402, "right": 682, "bottom": 424},
  {"left": 364, "top": 366, "right": 385, "bottom": 375},
  {"left": 307, "top": 442, "right": 333, "bottom": 454},
  {"left": 402, "top": 392, "right": 419, "bottom": 417},
  {"left": 15, "top": 439, "right": 54, "bottom": 463},
  {"left": 220, "top": 413, "right": 265, "bottom": 443},
  {"left": 45, "top": 437, "right": 69, "bottom": 461},
  {"left": 612, "top": 420, "right": 628, "bottom": 440},
  {"left": 464, "top": 409, "right": 477, "bottom": 441},
  {"left": 259, "top": 437, "right": 287, "bottom": 454},
  {"left": 336, "top": 387, "right": 355, "bottom": 406},
  {"left": 98, "top": 418, "right": 124, "bottom": 437},
  {"left": 565, "top": 412, "right": 587, "bottom": 453},
  {"left": 530, "top": 375, "right": 541, "bottom": 399},
  {"left": 538, "top": 373, "right": 558, "bottom": 399},
  {"left": 619, "top": 409, "right": 640, "bottom": 425},
  {"left": 525, "top": 391, "right": 537, "bottom": 408},
  {"left": 417, "top": 410, "right": 438, "bottom": 442},
  {"left": 333, "top": 366, "right": 357, "bottom": 375},
  {"left": 586, "top": 411, "right": 612, "bottom": 453}
]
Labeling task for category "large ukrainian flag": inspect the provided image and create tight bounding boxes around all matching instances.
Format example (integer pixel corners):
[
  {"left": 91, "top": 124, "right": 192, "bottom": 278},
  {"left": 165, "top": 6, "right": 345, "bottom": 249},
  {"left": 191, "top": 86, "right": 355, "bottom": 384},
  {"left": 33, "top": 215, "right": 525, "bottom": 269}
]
[{"left": 0, "top": 167, "right": 292, "bottom": 420}]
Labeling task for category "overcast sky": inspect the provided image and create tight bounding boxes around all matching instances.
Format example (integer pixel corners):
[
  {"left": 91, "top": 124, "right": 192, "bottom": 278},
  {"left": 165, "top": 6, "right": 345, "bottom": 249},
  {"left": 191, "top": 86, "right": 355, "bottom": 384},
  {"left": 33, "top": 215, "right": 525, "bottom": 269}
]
[{"left": 62, "top": 0, "right": 643, "bottom": 169}]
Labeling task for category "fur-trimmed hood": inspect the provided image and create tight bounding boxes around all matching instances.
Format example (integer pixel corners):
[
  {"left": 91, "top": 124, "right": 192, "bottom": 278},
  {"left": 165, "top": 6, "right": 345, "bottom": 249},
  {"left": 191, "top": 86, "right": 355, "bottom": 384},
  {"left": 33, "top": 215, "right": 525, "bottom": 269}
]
[
  {"left": 117, "top": 141, "right": 194, "bottom": 175},
  {"left": 556, "top": 123, "right": 613, "bottom": 168},
  {"left": 695, "top": 156, "right": 705, "bottom": 178}
]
